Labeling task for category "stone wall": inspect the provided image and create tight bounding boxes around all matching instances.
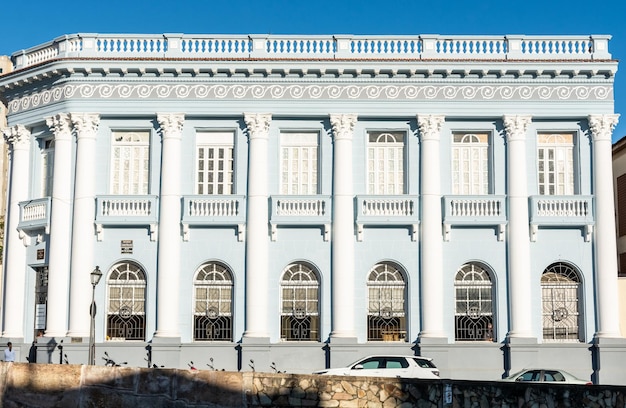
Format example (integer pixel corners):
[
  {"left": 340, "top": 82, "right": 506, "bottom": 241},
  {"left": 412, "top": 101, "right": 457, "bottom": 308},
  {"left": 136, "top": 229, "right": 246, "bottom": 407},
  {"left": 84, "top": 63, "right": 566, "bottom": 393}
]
[{"left": 1, "top": 362, "right": 625, "bottom": 407}]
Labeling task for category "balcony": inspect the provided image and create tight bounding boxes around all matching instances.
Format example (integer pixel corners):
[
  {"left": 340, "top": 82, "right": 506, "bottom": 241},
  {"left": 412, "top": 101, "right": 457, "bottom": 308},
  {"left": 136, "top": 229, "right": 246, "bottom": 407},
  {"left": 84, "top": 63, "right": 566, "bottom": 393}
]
[
  {"left": 443, "top": 195, "right": 507, "bottom": 241},
  {"left": 355, "top": 195, "right": 419, "bottom": 241},
  {"left": 270, "top": 195, "right": 331, "bottom": 241},
  {"left": 18, "top": 198, "right": 51, "bottom": 244},
  {"left": 182, "top": 195, "right": 246, "bottom": 241},
  {"left": 95, "top": 195, "right": 159, "bottom": 241},
  {"left": 529, "top": 195, "right": 594, "bottom": 241}
]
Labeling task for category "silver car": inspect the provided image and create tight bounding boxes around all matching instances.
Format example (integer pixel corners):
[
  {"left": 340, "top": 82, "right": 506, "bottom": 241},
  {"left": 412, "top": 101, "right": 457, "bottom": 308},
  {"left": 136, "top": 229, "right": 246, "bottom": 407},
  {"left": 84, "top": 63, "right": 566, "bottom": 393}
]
[
  {"left": 503, "top": 368, "right": 592, "bottom": 385},
  {"left": 313, "top": 355, "right": 440, "bottom": 379}
]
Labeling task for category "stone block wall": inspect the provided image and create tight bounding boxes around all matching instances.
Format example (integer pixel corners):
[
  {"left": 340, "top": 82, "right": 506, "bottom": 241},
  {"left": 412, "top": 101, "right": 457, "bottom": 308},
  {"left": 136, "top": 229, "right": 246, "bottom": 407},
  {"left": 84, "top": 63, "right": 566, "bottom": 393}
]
[{"left": 1, "top": 362, "right": 625, "bottom": 407}]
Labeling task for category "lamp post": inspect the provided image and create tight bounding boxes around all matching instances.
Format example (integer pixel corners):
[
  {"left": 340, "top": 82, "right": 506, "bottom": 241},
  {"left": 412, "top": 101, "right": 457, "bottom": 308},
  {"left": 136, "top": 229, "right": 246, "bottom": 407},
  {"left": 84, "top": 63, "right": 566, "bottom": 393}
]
[{"left": 88, "top": 266, "right": 103, "bottom": 365}]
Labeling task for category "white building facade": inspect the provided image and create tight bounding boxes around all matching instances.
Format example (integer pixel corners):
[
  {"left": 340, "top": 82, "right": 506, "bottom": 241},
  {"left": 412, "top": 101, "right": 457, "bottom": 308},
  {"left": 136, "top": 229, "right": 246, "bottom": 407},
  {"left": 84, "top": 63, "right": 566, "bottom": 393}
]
[{"left": 1, "top": 33, "right": 625, "bottom": 384}]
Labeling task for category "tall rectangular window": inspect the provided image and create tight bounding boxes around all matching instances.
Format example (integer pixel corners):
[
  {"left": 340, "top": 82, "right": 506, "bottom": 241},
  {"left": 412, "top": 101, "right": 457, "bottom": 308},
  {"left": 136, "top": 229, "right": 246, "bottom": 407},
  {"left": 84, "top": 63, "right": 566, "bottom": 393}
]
[
  {"left": 280, "top": 132, "right": 318, "bottom": 195},
  {"left": 41, "top": 139, "right": 54, "bottom": 197},
  {"left": 111, "top": 131, "right": 150, "bottom": 195},
  {"left": 367, "top": 131, "right": 405, "bottom": 194},
  {"left": 452, "top": 132, "right": 489, "bottom": 195},
  {"left": 196, "top": 131, "right": 234, "bottom": 195},
  {"left": 537, "top": 133, "right": 574, "bottom": 195},
  {"left": 617, "top": 174, "right": 626, "bottom": 237}
]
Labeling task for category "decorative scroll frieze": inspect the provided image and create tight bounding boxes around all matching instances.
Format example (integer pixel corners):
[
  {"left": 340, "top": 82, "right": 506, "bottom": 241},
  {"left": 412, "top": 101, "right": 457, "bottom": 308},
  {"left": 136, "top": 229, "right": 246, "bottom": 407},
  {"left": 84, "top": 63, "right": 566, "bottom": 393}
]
[{"left": 6, "top": 83, "right": 612, "bottom": 114}]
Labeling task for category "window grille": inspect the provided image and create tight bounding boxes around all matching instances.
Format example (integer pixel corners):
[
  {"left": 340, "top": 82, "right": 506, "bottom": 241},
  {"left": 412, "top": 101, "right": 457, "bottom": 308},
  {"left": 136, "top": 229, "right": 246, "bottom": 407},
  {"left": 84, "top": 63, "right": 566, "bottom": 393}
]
[
  {"left": 280, "top": 263, "right": 320, "bottom": 341},
  {"left": 193, "top": 262, "right": 233, "bottom": 341},
  {"left": 367, "top": 262, "right": 407, "bottom": 341},
  {"left": 537, "top": 133, "right": 574, "bottom": 195},
  {"left": 110, "top": 131, "right": 150, "bottom": 195},
  {"left": 541, "top": 263, "right": 581, "bottom": 342},
  {"left": 106, "top": 262, "right": 146, "bottom": 341},
  {"left": 454, "top": 263, "right": 494, "bottom": 341},
  {"left": 280, "top": 132, "right": 318, "bottom": 195},
  {"left": 367, "top": 132, "right": 405, "bottom": 195},
  {"left": 452, "top": 132, "right": 489, "bottom": 195},
  {"left": 196, "top": 131, "right": 234, "bottom": 195}
]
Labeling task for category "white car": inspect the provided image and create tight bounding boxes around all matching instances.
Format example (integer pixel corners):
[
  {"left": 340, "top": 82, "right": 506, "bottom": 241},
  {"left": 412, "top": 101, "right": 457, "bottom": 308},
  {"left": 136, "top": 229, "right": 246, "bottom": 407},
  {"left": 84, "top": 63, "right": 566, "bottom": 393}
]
[
  {"left": 313, "top": 355, "right": 440, "bottom": 379},
  {"left": 503, "top": 368, "right": 592, "bottom": 385}
]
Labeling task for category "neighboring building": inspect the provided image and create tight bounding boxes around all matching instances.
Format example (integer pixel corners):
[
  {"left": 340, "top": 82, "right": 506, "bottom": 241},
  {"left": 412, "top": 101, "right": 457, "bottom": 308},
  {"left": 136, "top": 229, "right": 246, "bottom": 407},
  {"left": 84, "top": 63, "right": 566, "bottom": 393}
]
[
  {"left": 612, "top": 136, "right": 626, "bottom": 338},
  {"left": 0, "top": 34, "right": 624, "bottom": 384}
]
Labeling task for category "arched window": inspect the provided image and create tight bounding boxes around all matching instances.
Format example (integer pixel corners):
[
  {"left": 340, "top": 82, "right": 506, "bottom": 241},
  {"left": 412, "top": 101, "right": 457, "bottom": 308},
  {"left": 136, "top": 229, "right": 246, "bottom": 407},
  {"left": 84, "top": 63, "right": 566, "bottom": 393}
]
[
  {"left": 193, "top": 262, "right": 233, "bottom": 341},
  {"left": 280, "top": 263, "right": 320, "bottom": 341},
  {"left": 106, "top": 262, "right": 146, "bottom": 341},
  {"left": 367, "top": 262, "right": 407, "bottom": 341},
  {"left": 541, "top": 262, "right": 582, "bottom": 341},
  {"left": 454, "top": 263, "right": 494, "bottom": 341}
]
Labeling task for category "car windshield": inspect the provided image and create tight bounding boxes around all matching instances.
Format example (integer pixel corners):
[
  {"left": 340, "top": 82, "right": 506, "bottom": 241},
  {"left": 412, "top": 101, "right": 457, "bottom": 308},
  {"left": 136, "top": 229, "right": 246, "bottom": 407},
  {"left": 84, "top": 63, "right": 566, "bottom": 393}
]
[{"left": 413, "top": 358, "right": 435, "bottom": 368}]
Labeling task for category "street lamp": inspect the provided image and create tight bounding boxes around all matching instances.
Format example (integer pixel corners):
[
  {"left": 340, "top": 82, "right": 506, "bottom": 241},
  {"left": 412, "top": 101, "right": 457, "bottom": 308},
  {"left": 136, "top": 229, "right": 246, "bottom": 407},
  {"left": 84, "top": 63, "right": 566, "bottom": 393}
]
[{"left": 88, "top": 266, "right": 103, "bottom": 365}]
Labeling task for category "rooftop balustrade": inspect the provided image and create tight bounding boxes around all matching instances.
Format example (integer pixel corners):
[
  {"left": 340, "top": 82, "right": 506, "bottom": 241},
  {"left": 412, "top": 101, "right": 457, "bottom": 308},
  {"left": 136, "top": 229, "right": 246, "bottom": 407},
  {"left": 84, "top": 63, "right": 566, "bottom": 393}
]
[{"left": 9, "top": 34, "right": 612, "bottom": 70}]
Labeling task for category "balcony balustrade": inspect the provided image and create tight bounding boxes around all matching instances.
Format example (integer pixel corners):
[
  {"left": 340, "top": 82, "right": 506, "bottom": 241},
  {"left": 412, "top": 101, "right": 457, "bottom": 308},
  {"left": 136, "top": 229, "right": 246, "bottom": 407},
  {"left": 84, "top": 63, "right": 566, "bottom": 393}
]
[
  {"left": 529, "top": 195, "right": 594, "bottom": 241},
  {"left": 181, "top": 195, "right": 246, "bottom": 241},
  {"left": 18, "top": 197, "right": 51, "bottom": 244},
  {"left": 95, "top": 195, "right": 159, "bottom": 241},
  {"left": 443, "top": 195, "right": 507, "bottom": 241},
  {"left": 355, "top": 195, "right": 419, "bottom": 241},
  {"left": 270, "top": 195, "right": 331, "bottom": 241},
  {"left": 11, "top": 34, "right": 611, "bottom": 70}
]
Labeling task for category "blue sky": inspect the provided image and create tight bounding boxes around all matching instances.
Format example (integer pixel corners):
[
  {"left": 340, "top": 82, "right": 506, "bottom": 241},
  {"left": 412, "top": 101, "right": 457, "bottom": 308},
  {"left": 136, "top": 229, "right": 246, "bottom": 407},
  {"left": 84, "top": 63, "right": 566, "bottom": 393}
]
[{"left": 1, "top": 0, "right": 626, "bottom": 139}]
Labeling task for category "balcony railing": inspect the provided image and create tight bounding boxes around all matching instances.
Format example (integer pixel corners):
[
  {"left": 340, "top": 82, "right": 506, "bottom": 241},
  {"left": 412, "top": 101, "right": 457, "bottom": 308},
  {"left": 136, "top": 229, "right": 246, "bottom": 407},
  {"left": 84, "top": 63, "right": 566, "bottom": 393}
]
[
  {"left": 95, "top": 195, "right": 159, "bottom": 241},
  {"left": 355, "top": 195, "right": 419, "bottom": 241},
  {"left": 270, "top": 195, "right": 331, "bottom": 241},
  {"left": 18, "top": 198, "right": 51, "bottom": 243},
  {"left": 529, "top": 195, "right": 594, "bottom": 241},
  {"left": 182, "top": 195, "right": 246, "bottom": 241},
  {"left": 11, "top": 34, "right": 612, "bottom": 70},
  {"left": 443, "top": 195, "right": 507, "bottom": 241}
]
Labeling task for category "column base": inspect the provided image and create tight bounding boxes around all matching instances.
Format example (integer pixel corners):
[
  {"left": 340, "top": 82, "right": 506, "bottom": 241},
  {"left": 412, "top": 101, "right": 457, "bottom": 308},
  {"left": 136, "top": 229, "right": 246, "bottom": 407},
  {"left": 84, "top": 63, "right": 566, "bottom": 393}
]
[
  {"left": 241, "top": 336, "right": 271, "bottom": 373},
  {"left": 592, "top": 336, "right": 626, "bottom": 385},
  {"left": 149, "top": 338, "right": 182, "bottom": 369},
  {"left": 503, "top": 335, "right": 539, "bottom": 378}
]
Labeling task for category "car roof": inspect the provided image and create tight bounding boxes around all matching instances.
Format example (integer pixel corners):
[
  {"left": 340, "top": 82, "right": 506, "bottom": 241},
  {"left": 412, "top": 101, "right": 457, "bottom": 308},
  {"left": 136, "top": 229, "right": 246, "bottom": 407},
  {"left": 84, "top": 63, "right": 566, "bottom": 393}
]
[{"left": 354, "top": 355, "right": 433, "bottom": 362}]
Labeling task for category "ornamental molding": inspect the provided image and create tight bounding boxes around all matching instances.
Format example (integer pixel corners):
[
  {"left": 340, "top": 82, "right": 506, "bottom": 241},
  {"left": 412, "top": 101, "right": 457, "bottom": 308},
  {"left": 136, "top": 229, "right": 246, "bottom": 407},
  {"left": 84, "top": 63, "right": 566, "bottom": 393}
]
[
  {"left": 330, "top": 114, "right": 357, "bottom": 141},
  {"left": 244, "top": 113, "right": 272, "bottom": 140},
  {"left": 503, "top": 115, "right": 532, "bottom": 141},
  {"left": 157, "top": 113, "right": 185, "bottom": 139},
  {"left": 588, "top": 114, "right": 620, "bottom": 142},
  {"left": 3, "top": 124, "right": 31, "bottom": 149},
  {"left": 46, "top": 113, "right": 72, "bottom": 141},
  {"left": 7, "top": 83, "right": 612, "bottom": 114}
]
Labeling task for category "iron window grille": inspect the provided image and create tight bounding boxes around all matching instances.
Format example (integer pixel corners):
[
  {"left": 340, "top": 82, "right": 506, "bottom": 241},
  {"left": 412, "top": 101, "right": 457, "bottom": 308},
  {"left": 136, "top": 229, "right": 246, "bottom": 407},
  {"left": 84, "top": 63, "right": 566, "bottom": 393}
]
[
  {"left": 454, "top": 263, "right": 494, "bottom": 341},
  {"left": 280, "top": 263, "right": 320, "bottom": 341},
  {"left": 193, "top": 262, "right": 233, "bottom": 341},
  {"left": 106, "top": 262, "right": 146, "bottom": 341},
  {"left": 367, "top": 262, "right": 407, "bottom": 341},
  {"left": 541, "top": 262, "right": 581, "bottom": 342}
]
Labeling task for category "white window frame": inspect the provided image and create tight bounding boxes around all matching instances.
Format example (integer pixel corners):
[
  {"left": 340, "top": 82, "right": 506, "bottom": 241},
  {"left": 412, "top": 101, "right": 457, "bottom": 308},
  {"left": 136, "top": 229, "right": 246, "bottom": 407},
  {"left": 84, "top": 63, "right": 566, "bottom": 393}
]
[
  {"left": 452, "top": 132, "right": 489, "bottom": 195},
  {"left": 195, "top": 131, "right": 234, "bottom": 195},
  {"left": 537, "top": 133, "right": 575, "bottom": 195},
  {"left": 280, "top": 132, "right": 319, "bottom": 195},
  {"left": 110, "top": 131, "right": 150, "bottom": 195},
  {"left": 367, "top": 131, "right": 405, "bottom": 195}
]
